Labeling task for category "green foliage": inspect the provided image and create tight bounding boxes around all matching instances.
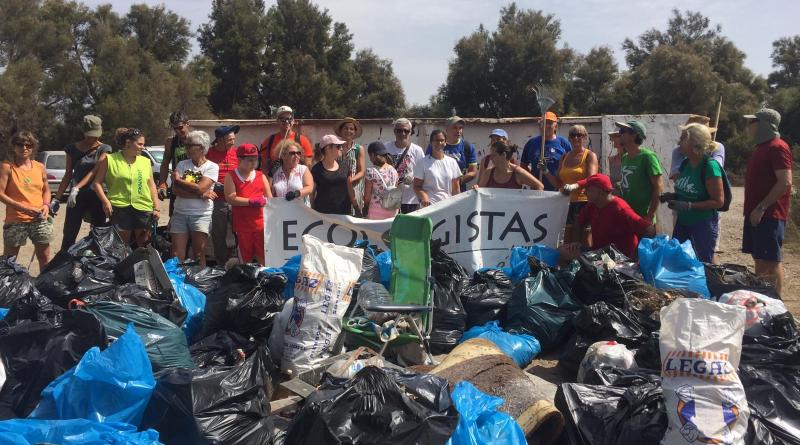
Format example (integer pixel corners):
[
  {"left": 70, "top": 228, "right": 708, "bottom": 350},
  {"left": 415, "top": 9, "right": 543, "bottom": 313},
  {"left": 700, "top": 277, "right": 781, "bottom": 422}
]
[
  {"left": 768, "top": 36, "right": 800, "bottom": 89},
  {"left": 563, "top": 46, "right": 618, "bottom": 115},
  {"left": 199, "top": 0, "right": 405, "bottom": 118}
]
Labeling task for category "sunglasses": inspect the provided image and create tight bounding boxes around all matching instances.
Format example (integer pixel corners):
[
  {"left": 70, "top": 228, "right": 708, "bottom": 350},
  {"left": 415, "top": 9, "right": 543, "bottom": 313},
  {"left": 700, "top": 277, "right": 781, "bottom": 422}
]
[
  {"left": 284, "top": 151, "right": 302, "bottom": 157},
  {"left": 126, "top": 128, "right": 143, "bottom": 138},
  {"left": 394, "top": 128, "right": 411, "bottom": 134},
  {"left": 569, "top": 133, "right": 586, "bottom": 138},
  {"left": 618, "top": 127, "right": 633, "bottom": 135},
  {"left": 278, "top": 117, "right": 293, "bottom": 123},
  {"left": 15, "top": 143, "right": 33, "bottom": 149},
  {"left": 172, "top": 124, "right": 186, "bottom": 131}
]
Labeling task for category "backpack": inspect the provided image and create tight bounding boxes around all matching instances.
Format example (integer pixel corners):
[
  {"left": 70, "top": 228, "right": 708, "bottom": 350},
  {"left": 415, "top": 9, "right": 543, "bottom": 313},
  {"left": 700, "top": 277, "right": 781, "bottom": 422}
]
[
  {"left": 370, "top": 167, "right": 401, "bottom": 210},
  {"left": 679, "top": 156, "right": 732, "bottom": 211},
  {"left": 260, "top": 132, "right": 302, "bottom": 174}
]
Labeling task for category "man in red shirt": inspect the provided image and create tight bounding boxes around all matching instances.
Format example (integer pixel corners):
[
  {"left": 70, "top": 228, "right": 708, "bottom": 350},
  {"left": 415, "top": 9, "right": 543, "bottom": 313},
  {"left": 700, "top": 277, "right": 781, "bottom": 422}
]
[
  {"left": 742, "top": 108, "right": 793, "bottom": 296},
  {"left": 561, "top": 173, "right": 655, "bottom": 259},
  {"left": 206, "top": 125, "right": 240, "bottom": 265},
  {"left": 260, "top": 105, "right": 313, "bottom": 172}
]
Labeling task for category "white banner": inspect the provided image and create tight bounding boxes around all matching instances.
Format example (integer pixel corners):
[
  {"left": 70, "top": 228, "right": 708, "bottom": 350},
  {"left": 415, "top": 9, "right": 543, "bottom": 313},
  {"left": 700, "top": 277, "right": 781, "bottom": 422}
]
[{"left": 264, "top": 188, "right": 569, "bottom": 272}]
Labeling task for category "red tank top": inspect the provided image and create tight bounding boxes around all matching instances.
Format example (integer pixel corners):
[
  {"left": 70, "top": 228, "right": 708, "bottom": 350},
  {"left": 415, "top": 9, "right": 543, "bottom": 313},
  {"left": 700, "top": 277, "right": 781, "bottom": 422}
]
[
  {"left": 486, "top": 167, "right": 522, "bottom": 189},
  {"left": 231, "top": 169, "right": 265, "bottom": 232}
]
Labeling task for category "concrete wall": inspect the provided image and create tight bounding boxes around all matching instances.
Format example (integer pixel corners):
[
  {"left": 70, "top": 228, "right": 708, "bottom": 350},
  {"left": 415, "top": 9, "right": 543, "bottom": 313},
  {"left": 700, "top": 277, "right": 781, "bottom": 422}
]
[{"left": 191, "top": 114, "right": 689, "bottom": 232}]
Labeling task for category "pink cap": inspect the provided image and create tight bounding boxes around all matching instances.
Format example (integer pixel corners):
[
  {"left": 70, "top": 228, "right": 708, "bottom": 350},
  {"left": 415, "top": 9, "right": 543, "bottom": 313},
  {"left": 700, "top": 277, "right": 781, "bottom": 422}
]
[{"left": 319, "top": 134, "right": 346, "bottom": 147}]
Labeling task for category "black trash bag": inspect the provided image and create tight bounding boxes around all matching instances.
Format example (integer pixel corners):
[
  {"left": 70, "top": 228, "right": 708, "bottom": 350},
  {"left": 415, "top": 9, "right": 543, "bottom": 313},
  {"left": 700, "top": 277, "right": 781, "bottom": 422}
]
[
  {"left": 190, "top": 330, "right": 257, "bottom": 368},
  {"left": 741, "top": 312, "right": 800, "bottom": 367},
  {"left": 0, "top": 256, "right": 37, "bottom": 307},
  {"left": 558, "top": 333, "right": 594, "bottom": 375},
  {"left": 35, "top": 256, "right": 117, "bottom": 307},
  {"left": 705, "top": 263, "right": 778, "bottom": 301},
  {"left": 80, "top": 283, "right": 188, "bottom": 329},
  {"left": 86, "top": 300, "right": 194, "bottom": 371},
  {"left": 570, "top": 246, "right": 630, "bottom": 307},
  {"left": 284, "top": 366, "right": 458, "bottom": 445},
  {"left": 505, "top": 258, "right": 581, "bottom": 352},
  {"left": 152, "top": 225, "right": 172, "bottom": 262},
  {"left": 580, "top": 364, "right": 661, "bottom": 387},
  {"left": 740, "top": 364, "right": 800, "bottom": 445},
  {"left": 200, "top": 265, "right": 287, "bottom": 340},
  {"left": 140, "top": 346, "right": 278, "bottom": 445},
  {"left": 634, "top": 332, "right": 663, "bottom": 370},
  {"left": 555, "top": 382, "right": 667, "bottom": 445},
  {"left": 429, "top": 240, "right": 469, "bottom": 353},
  {"left": 459, "top": 269, "right": 514, "bottom": 328},
  {"left": 183, "top": 265, "right": 226, "bottom": 296},
  {"left": 0, "top": 292, "right": 107, "bottom": 419}
]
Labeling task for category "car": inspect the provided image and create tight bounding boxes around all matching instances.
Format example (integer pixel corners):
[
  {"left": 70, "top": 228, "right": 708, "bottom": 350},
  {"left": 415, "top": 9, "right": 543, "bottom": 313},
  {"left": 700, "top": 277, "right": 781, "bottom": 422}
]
[
  {"left": 36, "top": 151, "right": 67, "bottom": 196},
  {"left": 142, "top": 146, "right": 169, "bottom": 185}
]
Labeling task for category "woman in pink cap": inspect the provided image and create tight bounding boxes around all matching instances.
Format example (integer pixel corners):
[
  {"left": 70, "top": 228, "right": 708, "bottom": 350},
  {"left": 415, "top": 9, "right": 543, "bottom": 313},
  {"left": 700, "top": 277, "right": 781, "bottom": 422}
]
[
  {"left": 224, "top": 143, "right": 272, "bottom": 265},
  {"left": 311, "top": 134, "right": 357, "bottom": 216}
]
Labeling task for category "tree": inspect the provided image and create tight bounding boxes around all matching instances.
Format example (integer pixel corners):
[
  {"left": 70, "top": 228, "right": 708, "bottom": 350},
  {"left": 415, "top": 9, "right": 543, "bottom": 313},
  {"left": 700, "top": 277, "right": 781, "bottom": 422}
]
[
  {"left": 563, "top": 46, "right": 618, "bottom": 115},
  {"left": 440, "top": 3, "right": 573, "bottom": 117},
  {"left": 768, "top": 36, "right": 800, "bottom": 89},
  {"left": 124, "top": 4, "right": 192, "bottom": 63}
]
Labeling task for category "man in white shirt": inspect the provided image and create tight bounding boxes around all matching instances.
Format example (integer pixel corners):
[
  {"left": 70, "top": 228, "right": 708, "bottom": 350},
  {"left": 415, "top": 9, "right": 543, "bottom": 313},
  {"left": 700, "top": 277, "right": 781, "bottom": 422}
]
[{"left": 384, "top": 118, "right": 425, "bottom": 213}]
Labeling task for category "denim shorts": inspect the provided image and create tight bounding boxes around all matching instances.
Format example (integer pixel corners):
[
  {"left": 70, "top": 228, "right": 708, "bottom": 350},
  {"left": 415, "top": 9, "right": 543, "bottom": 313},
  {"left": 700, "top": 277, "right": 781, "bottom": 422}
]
[
  {"left": 170, "top": 211, "right": 212, "bottom": 234},
  {"left": 742, "top": 217, "right": 785, "bottom": 262}
]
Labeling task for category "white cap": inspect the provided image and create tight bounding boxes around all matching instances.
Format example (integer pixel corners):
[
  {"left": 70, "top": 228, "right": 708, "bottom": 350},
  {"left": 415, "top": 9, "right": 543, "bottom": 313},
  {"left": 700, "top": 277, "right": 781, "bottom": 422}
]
[{"left": 276, "top": 105, "right": 293, "bottom": 117}]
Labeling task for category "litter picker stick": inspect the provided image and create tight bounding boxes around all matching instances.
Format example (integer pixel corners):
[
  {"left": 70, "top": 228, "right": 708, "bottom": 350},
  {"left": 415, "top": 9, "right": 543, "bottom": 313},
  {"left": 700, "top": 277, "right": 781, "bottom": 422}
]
[
  {"left": 712, "top": 95, "right": 723, "bottom": 142},
  {"left": 531, "top": 85, "right": 556, "bottom": 181}
]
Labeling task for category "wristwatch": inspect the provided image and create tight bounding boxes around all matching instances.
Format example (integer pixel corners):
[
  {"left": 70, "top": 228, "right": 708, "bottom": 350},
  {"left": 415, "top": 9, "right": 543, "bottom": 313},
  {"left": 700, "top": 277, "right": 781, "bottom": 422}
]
[{"left": 757, "top": 203, "right": 767, "bottom": 211}]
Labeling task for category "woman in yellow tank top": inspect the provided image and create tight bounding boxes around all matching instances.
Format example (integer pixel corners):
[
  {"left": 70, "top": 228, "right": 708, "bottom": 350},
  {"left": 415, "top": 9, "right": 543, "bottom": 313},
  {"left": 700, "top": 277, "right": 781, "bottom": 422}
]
[
  {"left": 544, "top": 124, "right": 598, "bottom": 244},
  {"left": 93, "top": 128, "right": 159, "bottom": 247},
  {"left": 0, "top": 131, "right": 53, "bottom": 269}
]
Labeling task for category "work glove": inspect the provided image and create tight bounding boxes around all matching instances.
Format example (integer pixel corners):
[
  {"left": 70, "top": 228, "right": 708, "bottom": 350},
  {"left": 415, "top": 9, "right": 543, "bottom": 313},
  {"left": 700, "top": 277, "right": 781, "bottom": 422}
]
[
  {"left": 659, "top": 192, "right": 678, "bottom": 203},
  {"left": 285, "top": 190, "right": 299, "bottom": 201},
  {"left": 248, "top": 196, "right": 267, "bottom": 207},
  {"left": 561, "top": 183, "right": 579, "bottom": 195},
  {"left": 49, "top": 198, "right": 60, "bottom": 216},
  {"left": 667, "top": 200, "right": 692, "bottom": 211},
  {"left": 67, "top": 187, "right": 80, "bottom": 208}
]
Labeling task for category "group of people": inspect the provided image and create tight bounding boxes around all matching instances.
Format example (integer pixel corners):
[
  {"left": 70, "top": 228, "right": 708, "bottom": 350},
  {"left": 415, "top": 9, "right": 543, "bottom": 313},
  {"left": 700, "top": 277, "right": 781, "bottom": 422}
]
[{"left": 1, "top": 105, "right": 792, "bottom": 296}]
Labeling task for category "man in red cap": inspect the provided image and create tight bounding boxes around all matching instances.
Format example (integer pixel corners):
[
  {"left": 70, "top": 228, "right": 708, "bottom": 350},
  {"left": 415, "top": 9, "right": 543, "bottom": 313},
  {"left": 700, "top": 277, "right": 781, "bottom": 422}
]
[
  {"left": 223, "top": 143, "right": 272, "bottom": 265},
  {"left": 520, "top": 111, "right": 572, "bottom": 191},
  {"left": 563, "top": 173, "right": 656, "bottom": 259}
]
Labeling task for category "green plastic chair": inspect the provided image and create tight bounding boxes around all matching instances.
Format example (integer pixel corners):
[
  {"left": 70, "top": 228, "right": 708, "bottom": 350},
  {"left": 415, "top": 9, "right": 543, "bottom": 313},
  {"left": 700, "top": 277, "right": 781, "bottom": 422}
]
[{"left": 342, "top": 214, "right": 435, "bottom": 364}]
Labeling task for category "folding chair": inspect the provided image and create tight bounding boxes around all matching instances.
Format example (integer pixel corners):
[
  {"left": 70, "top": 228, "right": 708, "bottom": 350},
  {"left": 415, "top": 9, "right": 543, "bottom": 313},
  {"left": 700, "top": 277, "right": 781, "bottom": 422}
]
[{"left": 342, "top": 214, "right": 435, "bottom": 365}]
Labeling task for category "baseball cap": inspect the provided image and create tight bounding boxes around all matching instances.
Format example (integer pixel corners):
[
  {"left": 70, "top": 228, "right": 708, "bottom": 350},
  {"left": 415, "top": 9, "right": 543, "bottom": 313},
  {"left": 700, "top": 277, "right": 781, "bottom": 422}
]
[
  {"left": 319, "top": 134, "right": 346, "bottom": 147},
  {"left": 615, "top": 120, "right": 647, "bottom": 140},
  {"left": 490, "top": 129, "right": 508, "bottom": 139},
  {"left": 367, "top": 141, "right": 388, "bottom": 156},
  {"left": 236, "top": 143, "right": 259, "bottom": 158},
  {"left": 214, "top": 125, "right": 240, "bottom": 140},
  {"left": 446, "top": 116, "right": 465, "bottom": 127},
  {"left": 542, "top": 111, "right": 558, "bottom": 122},
  {"left": 276, "top": 105, "right": 294, "bottom": 118},
  {"left": 82, "top": 115, "right": 103, "bottom": 137},
  {"left": 576, "top": 174, "right": 613, "bottom": 193}
]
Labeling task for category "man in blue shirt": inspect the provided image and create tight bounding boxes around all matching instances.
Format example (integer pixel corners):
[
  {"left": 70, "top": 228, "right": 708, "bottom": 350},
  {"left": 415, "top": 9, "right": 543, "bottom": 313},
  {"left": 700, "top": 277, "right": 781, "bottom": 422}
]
[
  {"left": 427, "top": 115, "right": 477, "bottom": 191},
  {"left": 520, "top": 111, "right": 572, "bottom": 191}
]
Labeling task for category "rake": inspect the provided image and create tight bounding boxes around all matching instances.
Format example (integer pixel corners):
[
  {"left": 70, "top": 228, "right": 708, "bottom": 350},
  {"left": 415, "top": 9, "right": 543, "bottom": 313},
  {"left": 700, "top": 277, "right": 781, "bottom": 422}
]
[{"left": 530, "top": 85, "right": 556, "bottom": 181}]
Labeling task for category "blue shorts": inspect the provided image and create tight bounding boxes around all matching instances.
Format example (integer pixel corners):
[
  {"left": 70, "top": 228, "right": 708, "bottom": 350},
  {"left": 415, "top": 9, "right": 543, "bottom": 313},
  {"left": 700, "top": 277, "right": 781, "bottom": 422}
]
[
  {"left": 742, "top": 217, "right": 785, "bottom": 262},
  {"left": 170, "top": 211, "right": 212, "bottom": 235},
  {"left": 672, "top": 213, "right": 719, "bottom": 263}
]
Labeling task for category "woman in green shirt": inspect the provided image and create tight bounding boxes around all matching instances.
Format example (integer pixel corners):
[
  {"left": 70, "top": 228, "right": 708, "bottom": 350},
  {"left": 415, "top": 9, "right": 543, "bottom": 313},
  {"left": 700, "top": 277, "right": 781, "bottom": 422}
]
[
  {"left": 662, "top": 123, "right": 724, "bottom": 263},
  {"left": 93, "top": 128, "right": 160, "bottom": 247}
]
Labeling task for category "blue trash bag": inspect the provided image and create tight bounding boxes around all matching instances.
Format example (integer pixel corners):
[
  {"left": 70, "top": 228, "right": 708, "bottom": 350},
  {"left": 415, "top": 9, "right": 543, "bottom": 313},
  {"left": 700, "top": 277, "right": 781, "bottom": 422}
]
[
  {"left": 638, "top": 235, "right": 710, "bottom": 298},
  {"left": 0, "top": 419, "right": 161, "bottom": 445},
  {"left": 460, "top": 321, "right": 541, "bottom": 367},
  {"left": 446, "top": 381, "right": 526, "bottom": 445},
  {"left": 503, "top": 245, "right": 560, "bottom": 284},
  {"left": 164, "top": 258, "right": 206, "bottom": 341},
  {"left": 264, "top": 254, "right": 301, "bottom": 298},
  {"left": 29, "top": 324, "right": 155, "bottom": 427},
  {"left": 0, "top": 307, "right": 7, "bottom": 321},
  {"left": 376, "top": 251, "right": 392, "bottom": 289}
]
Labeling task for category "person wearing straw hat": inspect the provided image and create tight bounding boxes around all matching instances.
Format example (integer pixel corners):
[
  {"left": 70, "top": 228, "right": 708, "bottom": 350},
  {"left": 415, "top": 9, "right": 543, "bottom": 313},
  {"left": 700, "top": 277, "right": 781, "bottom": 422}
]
[
  {"left": 335, "top": 117, "right": 366, "bottom": 214},
  {"left": 616, "top": 120, "right": 663, "bottom": 221},
  {"left": 669, "top": 115, "right": 725, "bottom": 181},
  {"left": 520, "top": 112, "right": 572, "bottom": 191},
  {"left": 742, "top": 108, "right": 792, "bottom": 296},
  {"left": 660, "top": 123, "right": 725, "bottom": 263},
  {"left": 260, "top": 105, "right": 314, "bottom": 171},
  {"left": 55, "top": 115, "right": 113, "bottom": 252}
]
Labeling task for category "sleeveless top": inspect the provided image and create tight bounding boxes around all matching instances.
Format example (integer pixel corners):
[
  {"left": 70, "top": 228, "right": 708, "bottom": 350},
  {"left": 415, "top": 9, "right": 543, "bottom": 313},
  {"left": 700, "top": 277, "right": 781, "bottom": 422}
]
[
  {"left": 170, "top": 135, "right": 189, "bottom": 170},
  {"left": 231, "top": 169, "right": 266, "bottom": 232},
  {"left": 272, "top": 164, "right": 310, "bottom": 206},
  {"left": 558, "top": 149, "right": 591, "bottom": 202},
  {"left": 486, "top": 167, "right": 523, "bottom": 189},
  {"left": 4, "top": 160, "right": 46, "bottom": 223},
  {"left": 65, "top": 142, "right": 112, "bottom": 183},
  {"left": 105, "top": 152, "right": 154, "bottom": 211}
]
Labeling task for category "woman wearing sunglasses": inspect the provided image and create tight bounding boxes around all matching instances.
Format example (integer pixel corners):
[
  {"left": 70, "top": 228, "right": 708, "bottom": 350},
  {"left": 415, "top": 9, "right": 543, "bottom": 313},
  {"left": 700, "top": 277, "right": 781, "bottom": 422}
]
[
  {"left": 311, "top": 134, "right": 357, "bottom": 215},
  {"left": 547, "top": 125, "right": 598, "bottom": 244},
  {"left": 476, "top": 140, "right": 543, "bottom": 190},
  {"left": 270, "top": 139, "right": 313, "bottom": 206},
  {"left": 93, "top": 128, "right": 159, "bottom": 247},
  {"left": 0, "top": 131, "right": 53, "bottom": 269}
]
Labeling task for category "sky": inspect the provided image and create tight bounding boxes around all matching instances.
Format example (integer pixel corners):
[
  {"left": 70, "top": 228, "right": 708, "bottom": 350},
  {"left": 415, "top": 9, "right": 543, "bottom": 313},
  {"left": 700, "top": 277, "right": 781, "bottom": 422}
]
[{"left": 86, "top": 0, "right": 800, "bottom": 105}]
